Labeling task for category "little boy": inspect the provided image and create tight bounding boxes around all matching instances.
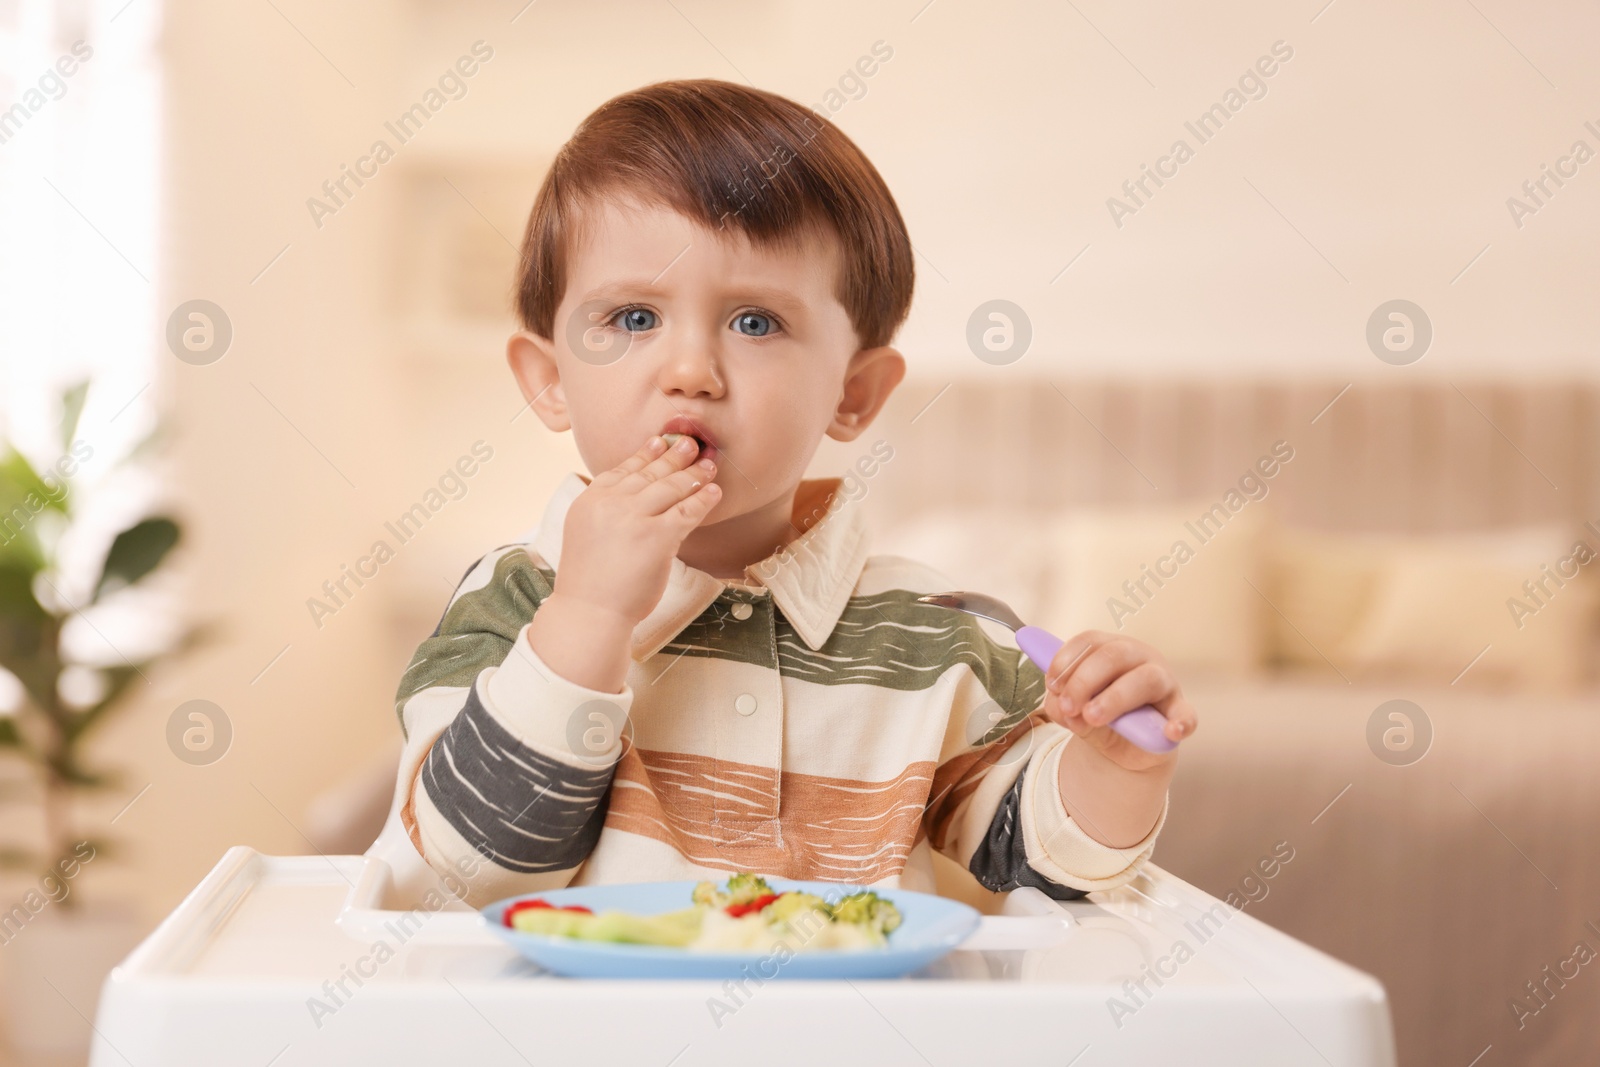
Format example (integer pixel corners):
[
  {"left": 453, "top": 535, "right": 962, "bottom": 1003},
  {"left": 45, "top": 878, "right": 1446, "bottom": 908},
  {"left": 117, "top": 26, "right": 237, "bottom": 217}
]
[{"left": 392, "top": 79, "right": 1198, "bottom": 909}]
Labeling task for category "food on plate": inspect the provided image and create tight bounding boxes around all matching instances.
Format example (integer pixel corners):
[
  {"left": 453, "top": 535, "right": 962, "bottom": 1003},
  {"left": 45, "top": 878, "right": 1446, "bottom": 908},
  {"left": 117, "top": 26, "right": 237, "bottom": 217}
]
[
  {"left": 503, "top": 872, "right": 903, "bottom": 952},
  {"left": 690, "top": 870, "right": 774, "bottom": 910},
  {"left": 506, "top": 902, "right": 705, "bottom": 947},
  {"left": 829, "top": 890, "right": 904, "bottom": 940}
]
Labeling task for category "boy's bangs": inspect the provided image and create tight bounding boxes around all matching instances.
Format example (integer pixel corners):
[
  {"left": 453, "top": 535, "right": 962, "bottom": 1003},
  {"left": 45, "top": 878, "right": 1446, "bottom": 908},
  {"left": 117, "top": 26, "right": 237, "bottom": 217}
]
[{"left": 515, "top": 79, "right": 913, "bottom": 350}]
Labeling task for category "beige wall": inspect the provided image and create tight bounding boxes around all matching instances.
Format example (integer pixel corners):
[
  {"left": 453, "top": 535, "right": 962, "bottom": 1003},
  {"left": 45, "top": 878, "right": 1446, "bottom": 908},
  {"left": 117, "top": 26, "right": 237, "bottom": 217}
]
[{"left": 70, "top": 0, "right": 1600, "bottom": 923}]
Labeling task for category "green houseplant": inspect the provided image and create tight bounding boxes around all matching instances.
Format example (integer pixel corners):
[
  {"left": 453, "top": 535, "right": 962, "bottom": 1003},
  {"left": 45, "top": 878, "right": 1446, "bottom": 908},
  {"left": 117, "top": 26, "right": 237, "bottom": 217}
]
[{"left": 0, "top": 379, "right": 203, "bottom": 906}]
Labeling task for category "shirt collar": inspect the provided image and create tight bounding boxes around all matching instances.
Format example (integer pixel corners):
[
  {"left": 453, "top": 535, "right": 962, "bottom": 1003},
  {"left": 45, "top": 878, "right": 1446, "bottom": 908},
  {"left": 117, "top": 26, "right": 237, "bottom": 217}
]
[{"left": 529, "top": 470, "right": 871, "bottom": 662}]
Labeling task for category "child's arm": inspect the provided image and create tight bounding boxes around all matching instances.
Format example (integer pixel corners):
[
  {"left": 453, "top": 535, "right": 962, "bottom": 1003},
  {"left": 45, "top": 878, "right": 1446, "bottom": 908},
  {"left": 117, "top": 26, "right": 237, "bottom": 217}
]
[
  {"left": 393, "top": 547, "right": 634, "bottom": 905},
  {"left": 1043, "top": 631, "right": 1197, "bottom": 849},
  {"left": 396, "top": 434, "right": 720, "bottom": 905},
  {"left": 923, "top": 614, "right": 1176, "bottom": 899}
]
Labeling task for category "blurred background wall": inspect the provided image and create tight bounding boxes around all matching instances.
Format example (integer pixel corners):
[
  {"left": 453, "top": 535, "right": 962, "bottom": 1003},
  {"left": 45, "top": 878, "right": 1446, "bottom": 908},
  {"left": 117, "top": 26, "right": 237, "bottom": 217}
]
[{"left": 2, "top": 0, "right": 1598, "bottom": 1064}]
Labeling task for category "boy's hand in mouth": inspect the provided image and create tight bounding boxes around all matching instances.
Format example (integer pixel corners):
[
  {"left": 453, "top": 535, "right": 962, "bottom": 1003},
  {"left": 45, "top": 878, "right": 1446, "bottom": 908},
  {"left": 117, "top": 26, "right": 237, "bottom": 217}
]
[{"left": 523, "top": 433, "right": 721, "bottom": 695}]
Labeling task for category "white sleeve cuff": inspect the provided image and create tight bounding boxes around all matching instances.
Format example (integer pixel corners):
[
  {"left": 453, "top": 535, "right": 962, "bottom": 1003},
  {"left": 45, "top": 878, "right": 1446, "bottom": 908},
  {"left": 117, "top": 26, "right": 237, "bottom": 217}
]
[
  {"left": 1019, "top": 730, "right": 1168, "bottom": 891},
  {"left": 480, "top": 621, "right": 634, "bottom": 768}
]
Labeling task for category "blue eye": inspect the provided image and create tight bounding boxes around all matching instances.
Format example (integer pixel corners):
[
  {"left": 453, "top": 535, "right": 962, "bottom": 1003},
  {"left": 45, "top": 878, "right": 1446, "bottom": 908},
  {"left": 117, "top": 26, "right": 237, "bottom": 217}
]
[
  {"left": 612, "top": 306, "right": 658, "bottom": 332},
  {"left": 733, "top": 312, "right": 774, "bottom": 337}
]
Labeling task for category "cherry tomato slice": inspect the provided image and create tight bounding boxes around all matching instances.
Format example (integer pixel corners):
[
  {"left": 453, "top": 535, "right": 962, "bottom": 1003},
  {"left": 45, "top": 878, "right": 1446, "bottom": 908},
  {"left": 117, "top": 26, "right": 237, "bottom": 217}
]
[
  {"left": 725, "top": 892, "right": 780, "bottom": 918},
  {"left": 504, "top": 898, "right": 594, "bottom": 926},
  {"left": 504, "top": 899, "right": 554, "bottom": 926}
]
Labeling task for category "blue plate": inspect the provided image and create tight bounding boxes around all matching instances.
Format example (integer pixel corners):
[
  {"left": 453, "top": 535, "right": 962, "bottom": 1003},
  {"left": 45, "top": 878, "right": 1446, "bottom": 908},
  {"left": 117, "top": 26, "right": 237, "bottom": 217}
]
[{"left": 481, "top": 878, "right": 981, "bottom": 979}]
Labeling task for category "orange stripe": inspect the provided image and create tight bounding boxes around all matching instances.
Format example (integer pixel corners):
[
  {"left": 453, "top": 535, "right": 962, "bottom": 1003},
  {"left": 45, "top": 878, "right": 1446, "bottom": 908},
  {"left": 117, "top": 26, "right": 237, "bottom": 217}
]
[
  {"left": 605, "top": 744, "right": 939, "bottom": 882},
  {"left": 923, "top": 711, "right": 1046, "bottom": 853},
  {"left": 401, "top": 762, "right": 426, "bottom": 859}
]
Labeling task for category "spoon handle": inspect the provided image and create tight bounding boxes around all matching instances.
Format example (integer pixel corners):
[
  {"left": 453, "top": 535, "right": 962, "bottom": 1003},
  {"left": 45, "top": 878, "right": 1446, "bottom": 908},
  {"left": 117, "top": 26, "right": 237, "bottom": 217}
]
[{"left": 1015, "top": 626, "right": 1179, "bottom": 754}]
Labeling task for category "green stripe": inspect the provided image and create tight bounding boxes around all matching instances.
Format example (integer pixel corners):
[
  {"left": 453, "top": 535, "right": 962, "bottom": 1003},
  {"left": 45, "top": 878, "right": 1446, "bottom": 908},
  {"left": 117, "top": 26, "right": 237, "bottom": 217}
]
[
  {"left": 394, "top": 547, "right": 554, "bottom": 733},
  {"left": 664, "top": 587, "right": 1044, "bottom": 739},
  {"left": 396, "top": 549, "right": 1045, "bottom": 746}
]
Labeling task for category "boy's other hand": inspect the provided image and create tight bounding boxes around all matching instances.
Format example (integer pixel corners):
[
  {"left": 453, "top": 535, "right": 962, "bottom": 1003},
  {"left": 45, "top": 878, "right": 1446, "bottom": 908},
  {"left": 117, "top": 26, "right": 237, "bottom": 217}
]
[
  {"left": 554, "top": 434, "right": 721, "bottom": 628},
  {"left": 1041, "top": 631, "right": 1197, "bottom": 773}
]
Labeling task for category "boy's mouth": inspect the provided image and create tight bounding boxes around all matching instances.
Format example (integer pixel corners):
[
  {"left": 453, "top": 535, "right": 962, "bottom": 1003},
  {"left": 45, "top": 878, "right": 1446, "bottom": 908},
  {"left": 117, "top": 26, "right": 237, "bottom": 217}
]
[{"left": 660, "top": 417, "right": 719, "bottom": 464}]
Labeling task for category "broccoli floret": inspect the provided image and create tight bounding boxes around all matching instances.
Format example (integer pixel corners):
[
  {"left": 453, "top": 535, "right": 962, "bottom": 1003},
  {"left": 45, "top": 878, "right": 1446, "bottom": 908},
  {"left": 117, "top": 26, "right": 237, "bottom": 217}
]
[
  {"left": 761, "top": 891, "right": 833, "bottom": 933},
  {"left": 723, "top": 872, "right": 775, "bottom": 906},
  {"left": 691, "top": 872, "right": 775, "bottom": 909},
  {"left": 829, "top": 891, "right": 903, "bottom": 939}
]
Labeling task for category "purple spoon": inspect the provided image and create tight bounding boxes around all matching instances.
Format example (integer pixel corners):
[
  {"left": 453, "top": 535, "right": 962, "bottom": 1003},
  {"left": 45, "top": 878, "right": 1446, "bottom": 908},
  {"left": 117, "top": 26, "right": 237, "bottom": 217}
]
[{"left": 915, "top": 591, "right": 1179, "bottom": 754}]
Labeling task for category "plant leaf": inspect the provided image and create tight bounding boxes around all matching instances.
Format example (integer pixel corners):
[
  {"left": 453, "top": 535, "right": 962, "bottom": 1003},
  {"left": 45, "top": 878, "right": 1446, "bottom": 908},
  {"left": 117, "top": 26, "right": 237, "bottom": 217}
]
[
  {"left": 93, "top": 517, "right": 179, "bottom": 602},
  {"left": 0, "top": 509, "right": 46, "bottom": 575},
  {"left": 0, "top": 568, "right": 57, "bottom": 715},
  {"left": 0, "top": 446, "right": 71, "bottom": 517},
  {"left": 0, "top": 562, "right": 48, "bottom": 626},
  {"left": 60, "top": 379, "right": 90, "bottom": 452}
]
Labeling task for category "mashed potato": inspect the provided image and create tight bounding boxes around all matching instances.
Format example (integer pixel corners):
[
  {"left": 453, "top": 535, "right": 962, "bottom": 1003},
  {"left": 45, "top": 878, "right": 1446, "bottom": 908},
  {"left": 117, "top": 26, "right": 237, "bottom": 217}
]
[{"left": 688, "top": 906, "right": 880, "bottom": 952}]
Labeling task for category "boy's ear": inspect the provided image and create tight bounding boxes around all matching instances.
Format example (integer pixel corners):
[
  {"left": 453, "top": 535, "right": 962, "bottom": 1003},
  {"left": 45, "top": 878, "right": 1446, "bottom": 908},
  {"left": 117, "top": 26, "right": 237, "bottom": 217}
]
[
  {"left": 827, "top": 345, "right": 906, "bottom": 443},
  {"left": 506, "top": 329, "right": 570, "bottom": 431}
]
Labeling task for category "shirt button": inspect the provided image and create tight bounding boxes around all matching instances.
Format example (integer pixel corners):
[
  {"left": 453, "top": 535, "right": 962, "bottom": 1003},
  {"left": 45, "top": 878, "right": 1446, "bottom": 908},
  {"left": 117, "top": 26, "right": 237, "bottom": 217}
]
[
  {"left": 734, "top": 693, "right": 758, "bottom": 716},
  {"left": 731, "top": 602, "right": 753, "bottom": 621}
]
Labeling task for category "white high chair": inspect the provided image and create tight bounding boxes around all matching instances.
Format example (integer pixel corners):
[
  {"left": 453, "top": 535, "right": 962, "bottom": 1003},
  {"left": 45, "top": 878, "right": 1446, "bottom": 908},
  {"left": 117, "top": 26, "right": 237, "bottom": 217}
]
[
  {"left": 93, "top": 815, "right": 1398, "bottom": 1067},
  {"left": 91, "top": 533, "right": 1396, "bottom": 1063}
]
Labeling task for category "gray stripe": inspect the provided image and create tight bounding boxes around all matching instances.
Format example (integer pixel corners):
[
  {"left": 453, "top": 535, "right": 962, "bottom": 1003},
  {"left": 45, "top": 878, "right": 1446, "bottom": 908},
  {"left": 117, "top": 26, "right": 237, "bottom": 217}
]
[
  {"left": 421, "top": 682, "right": 615, "bottom": 874},
  {"left": 966, "top": 772, "right": 1090, "bottom": 901}
]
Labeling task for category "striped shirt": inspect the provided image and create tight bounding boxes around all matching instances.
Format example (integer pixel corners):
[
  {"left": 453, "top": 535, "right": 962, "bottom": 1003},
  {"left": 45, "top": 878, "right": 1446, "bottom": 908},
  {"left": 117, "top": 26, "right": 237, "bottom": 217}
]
[{"left": 394, "top": 470, "right": 1167, "bottom": 908}]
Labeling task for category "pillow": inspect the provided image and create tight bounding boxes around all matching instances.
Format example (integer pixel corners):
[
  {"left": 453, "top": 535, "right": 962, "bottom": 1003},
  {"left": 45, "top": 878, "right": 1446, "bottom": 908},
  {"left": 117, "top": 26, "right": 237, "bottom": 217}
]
[
  {"left": 1038, "top": 500, "right": 1270, "bottom": 676},
  {"left": 1262, "top": 523, "right": 1390, "bottom": 672},
  {"left": 1268, "top": 523, "right": 1600, "bottom": 690},
  {"left": 1343, "top": 528, "right": 1599, "bottom": 690}
]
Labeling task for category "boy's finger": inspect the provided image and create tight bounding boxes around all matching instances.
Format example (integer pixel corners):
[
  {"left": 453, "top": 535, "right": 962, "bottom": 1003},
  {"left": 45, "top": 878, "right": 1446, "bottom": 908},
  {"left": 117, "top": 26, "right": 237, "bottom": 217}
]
[
  {"left": 643, "top": 461, "right": 718, "bottom": 516},
  {"left": 1080, "top": 662, "right": 1170, "bottom": 726},
  {"left": 1060, "top": 640, "right": 1144, "bottom": 716},
  {"left": 1044, "top": 633, "right": 1099, "bottom": 692},
  {"left": 641, "top": 433, "right": 703, "bottom": 480},
  {"left": 594, "top": 436, "right": 670, "bottom": 484},
  {"left": 1161, "top": 696, "right": 1199, "bottom": 741},
  {"left": 1045, "top": 688, "right": 1091, "bottom": 736},
  {"left": 1045, "top": 630, "right": 1124, "bottom": 691},
  {"left": 670, "top": 476, "right": 722, "bottom": 522}
]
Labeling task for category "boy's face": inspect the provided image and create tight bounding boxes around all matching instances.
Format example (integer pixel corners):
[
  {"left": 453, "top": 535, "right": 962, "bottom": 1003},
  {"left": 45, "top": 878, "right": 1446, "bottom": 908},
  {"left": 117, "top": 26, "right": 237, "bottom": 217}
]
[{"left": 509, "top": 195, "right": 904, "bottom": 528}]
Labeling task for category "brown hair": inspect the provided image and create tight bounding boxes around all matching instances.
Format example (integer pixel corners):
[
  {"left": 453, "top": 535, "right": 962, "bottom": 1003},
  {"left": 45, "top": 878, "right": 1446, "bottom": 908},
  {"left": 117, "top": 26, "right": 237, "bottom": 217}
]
[{"left": 514, "top": 79, "right": 914, "bottom": 350}]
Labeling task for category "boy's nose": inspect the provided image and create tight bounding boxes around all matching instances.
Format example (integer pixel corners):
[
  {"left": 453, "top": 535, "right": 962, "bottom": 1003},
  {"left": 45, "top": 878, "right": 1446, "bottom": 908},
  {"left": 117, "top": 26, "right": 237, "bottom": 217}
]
[{"left": 656, "top": 331, "right": 725, "bottom": 397}]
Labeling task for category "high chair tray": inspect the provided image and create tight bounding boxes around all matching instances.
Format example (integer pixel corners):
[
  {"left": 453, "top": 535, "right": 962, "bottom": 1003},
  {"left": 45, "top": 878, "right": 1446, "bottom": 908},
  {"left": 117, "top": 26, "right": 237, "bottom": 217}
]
[{"left": 91, "top": 847, "right": 1396, "bottom": 1066}]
